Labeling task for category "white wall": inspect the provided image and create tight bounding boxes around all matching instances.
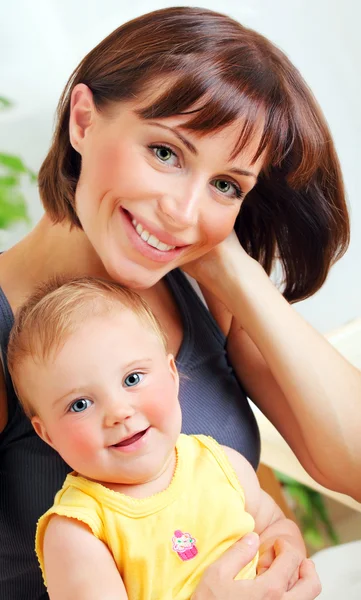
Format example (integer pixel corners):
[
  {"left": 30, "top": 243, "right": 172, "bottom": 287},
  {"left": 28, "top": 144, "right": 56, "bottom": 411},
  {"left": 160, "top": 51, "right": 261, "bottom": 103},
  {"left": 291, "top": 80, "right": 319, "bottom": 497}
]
[{"left": 1, "top": 0, "right": 360, "bottom": 332}]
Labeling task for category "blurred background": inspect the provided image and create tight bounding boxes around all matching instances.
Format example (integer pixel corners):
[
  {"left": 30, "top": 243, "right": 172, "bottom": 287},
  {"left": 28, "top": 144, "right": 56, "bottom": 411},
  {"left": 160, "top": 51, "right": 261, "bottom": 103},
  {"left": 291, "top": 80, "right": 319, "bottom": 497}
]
[{"left": 1, "top": 0, "right": 361, "bottom": 582}]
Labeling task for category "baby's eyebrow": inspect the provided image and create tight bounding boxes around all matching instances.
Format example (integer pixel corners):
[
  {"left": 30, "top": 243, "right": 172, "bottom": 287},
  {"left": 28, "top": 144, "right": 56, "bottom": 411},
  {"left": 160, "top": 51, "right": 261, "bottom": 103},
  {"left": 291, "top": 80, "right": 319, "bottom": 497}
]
[
  {"left": 123, "top": 358, "right": 153, "bottom": 371},
  {"left": 52, "top": 388, "right": 84, "bottom": 407}
]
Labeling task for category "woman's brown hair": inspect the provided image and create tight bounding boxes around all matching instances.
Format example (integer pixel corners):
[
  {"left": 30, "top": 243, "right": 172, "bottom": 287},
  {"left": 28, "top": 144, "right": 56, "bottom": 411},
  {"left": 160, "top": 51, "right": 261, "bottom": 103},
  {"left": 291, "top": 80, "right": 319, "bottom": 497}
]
[{"left": 38, "top": 6, "right": 349, "bottom": 302}]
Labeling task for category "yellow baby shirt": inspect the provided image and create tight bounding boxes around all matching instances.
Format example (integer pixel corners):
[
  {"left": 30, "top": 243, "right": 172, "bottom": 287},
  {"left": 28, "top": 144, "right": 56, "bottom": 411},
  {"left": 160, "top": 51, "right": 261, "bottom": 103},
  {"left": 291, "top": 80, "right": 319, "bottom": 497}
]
[{"left": 36, "top": 434, "right": 258, "bottom": 599}]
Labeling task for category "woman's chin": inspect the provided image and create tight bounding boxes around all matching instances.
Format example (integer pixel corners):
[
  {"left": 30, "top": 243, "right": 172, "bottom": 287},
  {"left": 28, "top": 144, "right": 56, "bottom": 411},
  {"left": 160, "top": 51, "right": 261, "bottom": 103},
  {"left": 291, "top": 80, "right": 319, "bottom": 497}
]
[{"left": 106, "top": 262, "right": 167, "bottom": 290}]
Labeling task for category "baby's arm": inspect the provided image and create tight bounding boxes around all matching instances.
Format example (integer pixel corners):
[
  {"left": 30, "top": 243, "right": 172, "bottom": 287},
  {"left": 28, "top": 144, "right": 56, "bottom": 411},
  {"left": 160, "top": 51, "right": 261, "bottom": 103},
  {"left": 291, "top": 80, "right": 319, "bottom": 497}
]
[
  {"left": 42, "top": 515, "right": 128, "bottom": 600},
  {"left": 222, "top": 446, "right": 306, "bottom": 578}
]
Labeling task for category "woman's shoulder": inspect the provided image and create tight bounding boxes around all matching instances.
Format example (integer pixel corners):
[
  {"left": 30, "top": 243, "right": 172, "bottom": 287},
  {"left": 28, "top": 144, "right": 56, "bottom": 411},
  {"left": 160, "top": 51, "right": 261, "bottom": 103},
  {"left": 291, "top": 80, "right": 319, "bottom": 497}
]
[
  {"left": 0, "top": 366, "right": 8, "bottom": 433},
  {"left": 0, "top": 280, "right": 16, "bottom": 433}
]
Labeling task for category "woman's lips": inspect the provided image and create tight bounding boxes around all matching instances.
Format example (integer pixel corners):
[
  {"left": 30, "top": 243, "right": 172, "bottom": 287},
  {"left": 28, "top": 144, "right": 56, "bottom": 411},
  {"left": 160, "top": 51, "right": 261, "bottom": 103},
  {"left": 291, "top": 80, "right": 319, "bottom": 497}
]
[
  {"left": 120, "top": 207, "right": 190, "bottom": 264},
  {"left": 127, "top": 210, "right": 188, "bottom": 248}
]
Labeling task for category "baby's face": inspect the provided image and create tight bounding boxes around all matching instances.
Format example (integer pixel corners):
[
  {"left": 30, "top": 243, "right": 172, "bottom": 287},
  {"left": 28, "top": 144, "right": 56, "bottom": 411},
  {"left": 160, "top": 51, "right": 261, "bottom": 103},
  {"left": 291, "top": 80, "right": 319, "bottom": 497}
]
[{"left": 23, "top": 309, "right": 181, "bottom": 486}]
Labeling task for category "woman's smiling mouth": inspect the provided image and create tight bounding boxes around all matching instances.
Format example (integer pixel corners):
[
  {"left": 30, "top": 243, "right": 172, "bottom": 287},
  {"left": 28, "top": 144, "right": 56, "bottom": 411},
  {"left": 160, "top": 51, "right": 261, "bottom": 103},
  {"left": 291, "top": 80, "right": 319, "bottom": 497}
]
[
  {"left": 120, "top": 208, "right": 190, "bottom": 263},
  {"left": 131, "top": 219, "right": 176, "bottom": 251}
]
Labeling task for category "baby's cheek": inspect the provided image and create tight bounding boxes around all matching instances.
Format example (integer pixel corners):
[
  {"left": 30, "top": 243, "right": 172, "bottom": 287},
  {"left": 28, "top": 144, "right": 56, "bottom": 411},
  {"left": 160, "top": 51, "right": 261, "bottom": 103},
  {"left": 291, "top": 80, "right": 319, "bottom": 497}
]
[
  {"left": 52, "top": 423, "right": 95, "bottom": 462},
  {"left": 143, "top": 383, "right": 180, "bottom": 427}
]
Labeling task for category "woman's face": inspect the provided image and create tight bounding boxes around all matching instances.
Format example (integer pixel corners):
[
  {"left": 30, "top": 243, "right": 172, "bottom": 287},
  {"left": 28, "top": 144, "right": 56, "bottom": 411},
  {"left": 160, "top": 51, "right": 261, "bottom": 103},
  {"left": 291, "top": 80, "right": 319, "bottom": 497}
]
[{"left": 72, "top": 85, "right": 264, "bottom": 289}]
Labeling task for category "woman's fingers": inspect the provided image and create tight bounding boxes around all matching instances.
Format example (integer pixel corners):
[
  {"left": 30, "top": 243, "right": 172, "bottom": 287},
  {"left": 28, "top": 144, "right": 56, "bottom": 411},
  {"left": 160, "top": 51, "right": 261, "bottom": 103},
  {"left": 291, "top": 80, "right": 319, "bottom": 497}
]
[
  {"left": 192, "top": 536, "right": 320, "bottom": 600},
  {"left": 256, "top": 541, "right": 301, "bottom": 596},
  {"left": 192, "top": 532, "right": 259, "bottom": 599},
  {"left": 210, "top": 533, "right": 260, "bottom": 579},
  {"left": 287, "top": 559, "right": 322, "bottom": 599}
]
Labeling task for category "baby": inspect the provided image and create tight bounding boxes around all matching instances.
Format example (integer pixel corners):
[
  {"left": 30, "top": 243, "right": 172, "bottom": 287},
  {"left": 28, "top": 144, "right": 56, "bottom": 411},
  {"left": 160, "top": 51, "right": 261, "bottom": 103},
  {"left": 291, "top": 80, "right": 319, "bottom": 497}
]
[{"left": 8, "top": 277, "right": 306, "bottom": 600}]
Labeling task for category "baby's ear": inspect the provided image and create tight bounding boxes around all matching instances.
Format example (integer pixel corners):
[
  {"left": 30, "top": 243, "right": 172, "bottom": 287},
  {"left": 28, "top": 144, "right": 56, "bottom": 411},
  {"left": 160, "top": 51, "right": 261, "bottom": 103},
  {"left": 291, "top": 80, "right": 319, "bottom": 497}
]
[
  {"left": 167, "top": 354, "right": 179, "bottom": 392},
  {"left": 31, "top": 416, "right": 55, "bottom": 449}
]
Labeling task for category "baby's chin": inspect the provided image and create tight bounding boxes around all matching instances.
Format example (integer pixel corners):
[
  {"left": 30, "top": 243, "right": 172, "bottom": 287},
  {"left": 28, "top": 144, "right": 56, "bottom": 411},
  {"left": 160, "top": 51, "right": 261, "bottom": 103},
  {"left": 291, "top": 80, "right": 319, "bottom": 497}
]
[{"left": 92, "top": 467, "right": 167, "bottom": 490}]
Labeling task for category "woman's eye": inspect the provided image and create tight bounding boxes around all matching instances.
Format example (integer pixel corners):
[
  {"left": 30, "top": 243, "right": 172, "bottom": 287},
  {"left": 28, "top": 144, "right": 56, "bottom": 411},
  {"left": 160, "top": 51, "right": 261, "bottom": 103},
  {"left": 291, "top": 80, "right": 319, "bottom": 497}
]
[
  {"left": 212, "top": 178, "right": 244, "bottom": 199},
  {"left": 149, "top": 145, "right": 180, "bottom": 167},
  {"left": 69, "top": 398, "right": 93, "bottom": 413},
  {"left": 124, "top": 372, "right": 143, "bottom": 387}
]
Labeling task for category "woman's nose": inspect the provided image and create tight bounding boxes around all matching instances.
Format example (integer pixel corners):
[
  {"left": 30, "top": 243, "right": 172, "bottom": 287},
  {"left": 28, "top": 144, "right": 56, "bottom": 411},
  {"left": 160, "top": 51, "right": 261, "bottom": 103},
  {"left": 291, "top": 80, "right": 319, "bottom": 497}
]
[
  {"left": 157, "top": 182, "right": 203, "bottom": 229},
  {"left": 103, "top": 398, "right": 135, "bottom": 428}
]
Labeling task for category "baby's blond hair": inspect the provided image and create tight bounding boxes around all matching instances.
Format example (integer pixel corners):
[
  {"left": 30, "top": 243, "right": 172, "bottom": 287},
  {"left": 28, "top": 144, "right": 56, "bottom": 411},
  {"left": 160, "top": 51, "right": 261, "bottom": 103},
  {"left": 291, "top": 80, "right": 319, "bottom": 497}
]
[{"left": 7, "top": 277, "right": 167, "bottom": 418}]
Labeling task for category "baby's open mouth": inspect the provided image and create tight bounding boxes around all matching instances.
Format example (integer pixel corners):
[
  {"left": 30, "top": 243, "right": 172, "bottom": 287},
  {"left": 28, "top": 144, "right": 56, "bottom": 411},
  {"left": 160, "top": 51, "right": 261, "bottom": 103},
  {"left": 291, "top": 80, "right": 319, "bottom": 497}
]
[{"left": 112, "top": 428, "right": 149, "bottom": 448}]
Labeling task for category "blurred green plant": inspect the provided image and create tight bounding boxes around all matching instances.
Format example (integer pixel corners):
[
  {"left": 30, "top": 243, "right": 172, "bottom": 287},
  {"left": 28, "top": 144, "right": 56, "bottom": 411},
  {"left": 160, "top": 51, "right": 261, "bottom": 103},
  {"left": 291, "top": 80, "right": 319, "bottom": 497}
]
[
  {"left": 276, "top": 471, "right": 340, "bottom": 549},
  {"left": 0, "top": 97, "right": 35, "bottom": 230}
]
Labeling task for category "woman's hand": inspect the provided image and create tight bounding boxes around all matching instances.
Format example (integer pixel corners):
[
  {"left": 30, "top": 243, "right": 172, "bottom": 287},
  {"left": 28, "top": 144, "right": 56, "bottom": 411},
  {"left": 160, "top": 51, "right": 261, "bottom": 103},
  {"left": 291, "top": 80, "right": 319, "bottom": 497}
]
[
  {"left": 182, "top": 231, "right": 262, "bottom": 305},
  {"left": 256, "top": 539, "right": 303, "bottom": 591},
  {"left": 192, "top": 533, "right": 321, "bottom": 600}
]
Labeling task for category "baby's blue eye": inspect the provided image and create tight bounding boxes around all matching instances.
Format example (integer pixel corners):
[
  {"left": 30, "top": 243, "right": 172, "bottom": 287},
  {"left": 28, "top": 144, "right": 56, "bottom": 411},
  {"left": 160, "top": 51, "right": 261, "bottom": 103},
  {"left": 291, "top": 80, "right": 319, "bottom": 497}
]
[
  {"left": 124, "top": 373, "right": 143, "bottom": 387},
  {"left": 70, "top": 398, "right": 92, "bottom": 413}
]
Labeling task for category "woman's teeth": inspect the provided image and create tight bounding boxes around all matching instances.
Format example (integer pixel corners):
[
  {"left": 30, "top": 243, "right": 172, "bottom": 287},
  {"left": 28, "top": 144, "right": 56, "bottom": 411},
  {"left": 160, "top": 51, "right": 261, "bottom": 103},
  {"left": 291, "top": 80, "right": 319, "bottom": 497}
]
[{"left": 131, "top": 219, "right": 176, "bottom": 252}]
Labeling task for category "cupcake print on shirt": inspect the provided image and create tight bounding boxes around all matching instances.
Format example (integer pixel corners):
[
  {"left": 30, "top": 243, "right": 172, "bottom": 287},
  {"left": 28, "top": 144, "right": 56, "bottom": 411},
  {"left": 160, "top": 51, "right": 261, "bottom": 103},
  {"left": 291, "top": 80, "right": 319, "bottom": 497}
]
[{"left": 172, "top": 530, "right": 198, "bottom": 561}]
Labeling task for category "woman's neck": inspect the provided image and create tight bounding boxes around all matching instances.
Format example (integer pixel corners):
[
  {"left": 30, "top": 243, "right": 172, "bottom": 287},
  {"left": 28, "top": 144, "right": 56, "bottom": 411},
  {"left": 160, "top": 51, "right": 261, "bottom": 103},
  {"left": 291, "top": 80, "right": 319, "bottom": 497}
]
[
  {"left": 0, "top": 214, "right": 108, "bottom": 312},
  {"left": 0, "top": 215, "right": 181, "bottom": 356}
]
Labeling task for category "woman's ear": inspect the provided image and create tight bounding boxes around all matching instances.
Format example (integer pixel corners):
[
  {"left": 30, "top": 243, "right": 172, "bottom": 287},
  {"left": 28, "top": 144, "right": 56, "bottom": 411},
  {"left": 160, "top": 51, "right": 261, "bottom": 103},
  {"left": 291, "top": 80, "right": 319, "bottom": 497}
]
[
  {"left": 167, "top": 354, "right": 179, "bottom": 395},
  {"left": 31, "top": 416, "right": 55, "bottom": 449},
  {"left": 69, "top": 83, "right": 95, "bottom": 154}
]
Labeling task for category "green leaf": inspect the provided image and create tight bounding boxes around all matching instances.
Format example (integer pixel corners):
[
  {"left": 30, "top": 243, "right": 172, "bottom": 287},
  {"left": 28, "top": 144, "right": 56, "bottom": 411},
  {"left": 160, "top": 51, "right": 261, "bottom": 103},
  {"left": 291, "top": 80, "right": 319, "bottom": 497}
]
[
  {"left": 0, "top": 175, "right": 19, "bottom": 187},
  {"left": 285, "top": 484, "right": 314, "bottom": 516},
  {"left": 309, "top": 491, "right": 340, "bottom": 545},
  {"left": 0, "top": 153, "right": 28, "bottom": 174},
  {"left": 275, "top": 471, "right": 298, "bottom": 486},
  {"left": 0, "top": 97, "right": 13, "bottom": 110},
  {"left": 0, "top": 96, "right": 36, "bottom": 230},
  {"left": 0, "top": 184, "right": 29, "bottom": 229},
  {"left": 303, "top": 526, "right": 324, "bottom": 549},
  {"left": 0, "top": 154, "right": 37, "bottom": 181}
]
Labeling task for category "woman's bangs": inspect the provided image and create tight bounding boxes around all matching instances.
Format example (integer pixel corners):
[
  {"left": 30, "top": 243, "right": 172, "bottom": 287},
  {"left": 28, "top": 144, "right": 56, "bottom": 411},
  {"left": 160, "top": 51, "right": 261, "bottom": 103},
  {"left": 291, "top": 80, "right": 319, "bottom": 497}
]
[{"left": 137, "top": 72, "right": 293, "bottom": 169}]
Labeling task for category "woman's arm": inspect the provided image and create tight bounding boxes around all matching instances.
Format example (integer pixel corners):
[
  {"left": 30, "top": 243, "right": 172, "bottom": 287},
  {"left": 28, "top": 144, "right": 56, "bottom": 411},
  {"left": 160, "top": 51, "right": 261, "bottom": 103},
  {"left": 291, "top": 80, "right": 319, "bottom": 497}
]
[
  {"left": 185, "top": 232, "right": 361, "bottom": 500},
  {"left": 222, "top": 446, "right": 306, "bottom": 575},
  {"left": 226, "top": 263, "right": 361, "bottom": 500},
  {"left": 42, "top": 516, "right": 128, "bottom": 600}
]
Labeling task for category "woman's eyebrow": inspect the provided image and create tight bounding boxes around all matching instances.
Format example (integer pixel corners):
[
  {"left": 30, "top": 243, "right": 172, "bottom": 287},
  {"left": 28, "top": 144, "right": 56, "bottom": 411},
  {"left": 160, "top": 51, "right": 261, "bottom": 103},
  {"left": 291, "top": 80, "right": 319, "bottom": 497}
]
[
  {"left": 147, "top": 121, "right": 257, "bottom": 179},
  {"left": 229, "top": 167, "right": 257, "bottom": 180},
  {"left": 147, "top": 122, "right": 198, "bottom": 155}
]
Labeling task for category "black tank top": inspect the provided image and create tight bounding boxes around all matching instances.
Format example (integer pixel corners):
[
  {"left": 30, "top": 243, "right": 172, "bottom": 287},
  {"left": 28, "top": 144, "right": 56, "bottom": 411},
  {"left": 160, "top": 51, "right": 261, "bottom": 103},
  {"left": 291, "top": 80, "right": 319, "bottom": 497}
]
[{"left": 0, "top": 269, "right": 260, "bottom": 599}]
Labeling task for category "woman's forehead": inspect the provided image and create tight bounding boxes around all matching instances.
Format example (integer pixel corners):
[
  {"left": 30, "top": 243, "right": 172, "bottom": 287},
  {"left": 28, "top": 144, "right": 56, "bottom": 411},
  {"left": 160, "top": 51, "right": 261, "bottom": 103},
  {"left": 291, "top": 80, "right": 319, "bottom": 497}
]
[
  {"left": 101, "top": 78, "right": 269, "bottom": 172},
  {"left": 131, "top": 79, "right": 269, "bottom": 165}
]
